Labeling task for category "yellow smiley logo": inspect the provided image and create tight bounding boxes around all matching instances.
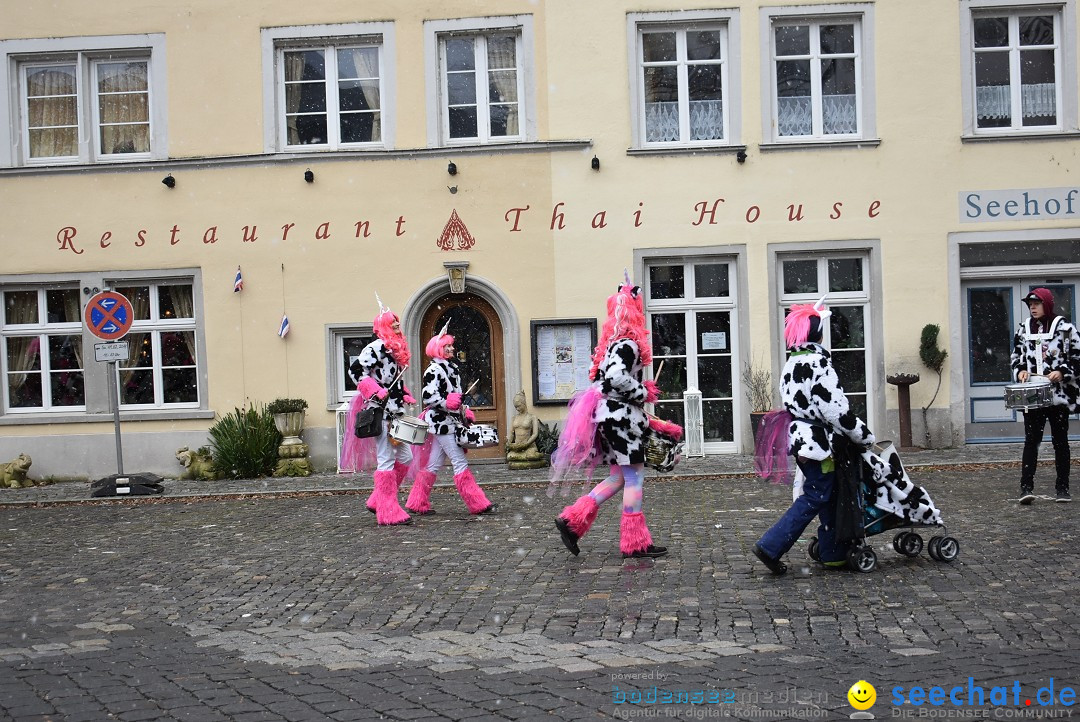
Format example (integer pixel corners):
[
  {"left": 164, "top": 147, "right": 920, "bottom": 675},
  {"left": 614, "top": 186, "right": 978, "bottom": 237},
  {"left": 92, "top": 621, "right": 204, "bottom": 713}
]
[{"left": 848, "top": 680, "right": 876, "bottom": 711}]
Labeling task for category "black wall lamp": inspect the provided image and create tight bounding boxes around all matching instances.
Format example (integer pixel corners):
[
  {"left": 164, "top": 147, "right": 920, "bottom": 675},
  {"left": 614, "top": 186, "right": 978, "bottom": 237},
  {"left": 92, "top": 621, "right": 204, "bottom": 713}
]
[
  {"left": 161, "top": 174, "right": 175, "bottom": 188},
  {"left": 447, "top": 161, "right": 458, "bottom": 176},
  {"left": 591, "top": 155, "right": 600, "bottom": 171},
  {"left": 736, "top": 150, "right": 747, "bottom": 164},
  {"left": 304, "top": 168, "right": 315, "bottom": 183}
]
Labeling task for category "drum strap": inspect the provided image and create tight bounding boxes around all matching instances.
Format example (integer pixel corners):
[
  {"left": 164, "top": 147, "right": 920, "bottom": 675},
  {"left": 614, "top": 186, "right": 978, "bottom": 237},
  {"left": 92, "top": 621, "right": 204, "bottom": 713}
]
[{"left": 1022, "top": 316, "right": 1064, "bottom": 375}]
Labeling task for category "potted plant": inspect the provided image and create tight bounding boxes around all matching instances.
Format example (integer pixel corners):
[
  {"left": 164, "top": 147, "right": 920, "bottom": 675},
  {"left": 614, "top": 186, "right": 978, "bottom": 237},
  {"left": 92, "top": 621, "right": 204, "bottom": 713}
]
[
  {"left": 268, "top": 398, "right": 308, "bottom": 446},
  {"left": 742, "top": 358, "right": 773, "bottom": 440}
]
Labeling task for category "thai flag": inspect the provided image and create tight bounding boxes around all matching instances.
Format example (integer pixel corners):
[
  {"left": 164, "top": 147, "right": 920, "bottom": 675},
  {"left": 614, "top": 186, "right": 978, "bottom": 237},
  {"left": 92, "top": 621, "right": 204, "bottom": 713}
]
[
  {"left": 233, "top": 266, "right": 244, "bottom": 293},
  {"left": 278, "top": 314, "right": 290, "bottom": 338}
]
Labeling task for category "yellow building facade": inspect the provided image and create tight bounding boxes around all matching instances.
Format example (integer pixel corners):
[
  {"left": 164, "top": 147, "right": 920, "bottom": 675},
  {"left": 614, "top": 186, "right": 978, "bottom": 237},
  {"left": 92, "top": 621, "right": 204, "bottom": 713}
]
[{"left": 2, "top": 0, "right": 1078, "bottom": 479}]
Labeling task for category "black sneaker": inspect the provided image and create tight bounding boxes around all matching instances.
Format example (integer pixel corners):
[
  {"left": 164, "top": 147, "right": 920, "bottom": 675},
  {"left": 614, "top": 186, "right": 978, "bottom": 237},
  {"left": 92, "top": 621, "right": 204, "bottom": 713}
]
[
  {"left": 623, "top": 545, "right": 669, "bottom": 559},
  {"left": 1019, "top": 489, "right": 1036, "bottom": 505},
  {"left": 752, "top": 543, "right": 788, "bottom": 575},
  {"left": 555, "top": 517, "right": 580, "bottom": 556},
  {"left": 1056, "top": 489, "right": 1072, "bottom": 503}
]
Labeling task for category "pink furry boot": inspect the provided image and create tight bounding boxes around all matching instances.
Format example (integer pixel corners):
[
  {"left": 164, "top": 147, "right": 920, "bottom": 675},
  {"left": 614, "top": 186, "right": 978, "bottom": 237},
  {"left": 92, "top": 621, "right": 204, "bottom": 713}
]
[
  {"left": 367, "top": 462, "right": 410, "bottom": 514},
  {"left": 373, "top": 469, "right": 411, "bottom": 526},
  {"left": 453, "top": 468, "right": 495, "bottom": 514},
  {"left": 405, "top": 469, "right": 438, "bottom": 514},
  {"left": 554, "top": 495, "right": 600, "bottom": 556},
  {"left": 619, "top": 512, "right": 667, "bottom": 558}
]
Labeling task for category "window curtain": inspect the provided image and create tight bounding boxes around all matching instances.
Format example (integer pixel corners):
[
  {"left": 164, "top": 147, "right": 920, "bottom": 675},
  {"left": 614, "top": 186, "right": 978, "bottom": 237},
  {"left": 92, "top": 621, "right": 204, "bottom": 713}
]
[
  {"left": 344, "top": 47, "right": 380, "bottom": 140},
  {"left": 284, "top": 52, "right": 306, "bottom": 145},
  {"left": 486, "top": 36, "right": 519, "bottom": 135},
  {"left": 5, "top": 298, "right": 38, "bottom": 394},
  {"left": 120, "top": 289, "right": 151, "bottom": 389},
  {"left": 97, "top": 62, "right": 150, "bottom": 154},
  {"left": 26, "top": 65, "right": 78, "bottom": 158},
  {"left": 976, "top": 82, "right": 1056, "bottom": 120},
  {"left": 167, "top": 286, "right": 197, "bottom": 363},
  {"left": 62, "top": 292, "right": 83, "bottom": 368}
]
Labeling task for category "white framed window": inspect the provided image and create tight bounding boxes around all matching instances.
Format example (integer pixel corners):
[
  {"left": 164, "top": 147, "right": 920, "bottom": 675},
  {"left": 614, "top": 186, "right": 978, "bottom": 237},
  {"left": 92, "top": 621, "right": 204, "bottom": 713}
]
[
  {"left": 645, "top": 258, "right": 740, "bottom": 452},
  {"left": 110, "top": 281, "right": 199, "bottom": 409},
  {"left": 424, "top": 16, "right": 536, "bottom": 147},
  {"left": 760, "top": 4, "right": 875, "bottom": 143},
  {"left": 960, "top": 0, "right": 1078, "bottom": 136},
  {"left": 0, "top": 34, "right": 167, "bottom": 167},
  {"left": 327, "top": 325, "right": 375, "bottom": 405},
  {"left": 629, "top": 11, "right": 740, "bottom": 148},
  {"left": 262, "top": 23, "right": 395, "bottom": 152},
  {"left": 1, "top": 287, "right": 84, "bottom": 412},
  {"left": 777, "top": 253, "right": 873, "bottom": 421}
]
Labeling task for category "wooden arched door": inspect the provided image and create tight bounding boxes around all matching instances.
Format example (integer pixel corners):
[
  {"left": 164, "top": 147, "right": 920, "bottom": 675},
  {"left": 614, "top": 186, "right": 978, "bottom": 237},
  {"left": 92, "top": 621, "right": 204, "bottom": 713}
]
[{"left": 419, "top": 293, "right": 505, "bottom": 460}]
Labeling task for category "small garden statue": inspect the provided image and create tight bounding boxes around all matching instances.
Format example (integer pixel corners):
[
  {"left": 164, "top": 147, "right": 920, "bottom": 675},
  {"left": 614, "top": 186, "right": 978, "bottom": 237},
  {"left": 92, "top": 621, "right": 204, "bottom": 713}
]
[
  {"left": 0, "top": 453, "right": 34, "bottom": 488},
  {"left": 175, "top": 446, "right": 217, "bottom": 481},
  {"left": 506, "top": 390, "right": 548, "bottom": 470}
]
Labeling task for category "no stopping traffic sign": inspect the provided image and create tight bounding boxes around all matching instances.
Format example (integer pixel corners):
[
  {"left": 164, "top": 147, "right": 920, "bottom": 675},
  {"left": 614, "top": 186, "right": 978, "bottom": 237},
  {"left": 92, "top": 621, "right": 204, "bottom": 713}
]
[{"left": 84, "top": 291, "right": 134, "bottom": 341}]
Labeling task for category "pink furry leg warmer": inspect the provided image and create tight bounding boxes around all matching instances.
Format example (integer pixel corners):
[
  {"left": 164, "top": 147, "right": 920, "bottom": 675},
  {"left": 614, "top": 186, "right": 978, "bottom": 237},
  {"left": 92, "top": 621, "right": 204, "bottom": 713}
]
[
  {"left": 405, "top": 470, "right": 438, "bottom": 514},
  {"left": 619, "top": 511, "right": 654, "bottom": 556},
  {"left": 394, "top": 462, "right": 410, "bottom": 489},
  {"left": 453, "top": 468, "right": 494, "bottom": 514},
  {"left": 373, "top": 469, "right": 411, "bottom": 526},
  {"left": 559, "top": 495, "right": 600, "bottom": 538},
  {"left": 365, "top": 488, "right": 377, "bottom": 513}
]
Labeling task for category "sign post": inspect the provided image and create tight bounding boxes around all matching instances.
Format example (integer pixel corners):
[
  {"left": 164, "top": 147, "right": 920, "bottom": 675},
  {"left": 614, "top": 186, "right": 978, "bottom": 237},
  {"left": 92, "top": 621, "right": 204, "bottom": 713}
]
[{"left": 84, "top": 291, "right": 134, "bottom": 475}]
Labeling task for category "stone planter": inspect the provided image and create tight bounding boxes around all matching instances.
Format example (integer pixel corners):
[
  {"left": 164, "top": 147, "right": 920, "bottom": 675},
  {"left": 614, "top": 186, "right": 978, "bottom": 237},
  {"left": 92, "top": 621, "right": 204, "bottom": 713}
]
[{"left": 273, "top": 411, "right": 305, "bottom": 446}]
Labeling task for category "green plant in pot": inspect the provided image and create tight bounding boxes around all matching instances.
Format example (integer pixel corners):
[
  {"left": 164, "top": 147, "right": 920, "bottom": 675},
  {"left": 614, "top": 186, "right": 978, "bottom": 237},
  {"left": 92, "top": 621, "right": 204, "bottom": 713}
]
[
  {"left": 742, "top": 358, "right": 773, "bottom": 439},
  {"left": 208, "top": 403, "right": 281, "bottom": 479},
  {"left": 268, "top": 398, "right": 308, "bottom": 446}
]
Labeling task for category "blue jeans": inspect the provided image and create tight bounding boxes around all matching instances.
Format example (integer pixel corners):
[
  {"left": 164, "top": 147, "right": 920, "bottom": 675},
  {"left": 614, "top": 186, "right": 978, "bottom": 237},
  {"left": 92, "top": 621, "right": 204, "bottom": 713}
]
[{"left": 757, "top": 459, "right": 843, "bottom": 563}]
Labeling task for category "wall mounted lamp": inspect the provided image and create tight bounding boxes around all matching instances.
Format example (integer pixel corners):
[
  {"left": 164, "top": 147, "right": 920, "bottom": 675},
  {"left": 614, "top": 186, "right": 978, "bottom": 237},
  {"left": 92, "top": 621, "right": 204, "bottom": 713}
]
[
  {"left": 736, "top": 150, "right": 747, "bottom": 164},
  {"left": 162, "top": 174, "right": 176, "bottom": 188},
  {"left": 447, "top": 161, "right": 458, "bottom": 176},
  {"left": 591, "top": 155, "right": 600, "bottom": 171},
  {"left": 304, "top": 169, "right": 315, "bottom": 183},
  {"left": 444, "top": 261, "right": 469, "bottom": 294}
]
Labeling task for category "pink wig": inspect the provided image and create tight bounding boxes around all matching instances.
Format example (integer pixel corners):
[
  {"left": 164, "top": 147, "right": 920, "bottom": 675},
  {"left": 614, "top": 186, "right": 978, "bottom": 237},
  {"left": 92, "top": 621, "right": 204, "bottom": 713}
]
[
  {"left": 784, "top": 303, "right": 823, "bottom": 349},
  {"left": 425, "top": 333, "right": 455, "bottom": 360},
  {"left": 374, "top": 310, "right": 411, "bottom": 367},
  {"left": 589, "top": 283, "right": 652, "bottom": 381}
]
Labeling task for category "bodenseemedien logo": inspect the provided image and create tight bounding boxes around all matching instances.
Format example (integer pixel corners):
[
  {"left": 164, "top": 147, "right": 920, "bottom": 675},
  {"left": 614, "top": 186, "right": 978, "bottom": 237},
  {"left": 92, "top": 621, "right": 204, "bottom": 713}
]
[{"left": 848, "top": 680, "right": 877, "bottom": 719}]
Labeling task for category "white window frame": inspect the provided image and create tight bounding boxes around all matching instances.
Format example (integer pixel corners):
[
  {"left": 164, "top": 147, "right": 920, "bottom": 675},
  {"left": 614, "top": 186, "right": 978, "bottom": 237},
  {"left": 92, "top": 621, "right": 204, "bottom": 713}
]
[
  {"left": 759, "top": 3, "right": 876, "bottom": 144},
  {"left": 627, "top": 10, "right": 741, "bottom": 149},
  {"left": 111, "top": 280, "right": 199, "bottom": 411},
  {"left": 644, "top": 256, "right": 742, "bottom": 454},
  {"left": 423, "top": 15, "right": 537, "bottom": 147},
  {"left": 325, "top": 324, "right": 375, "bottom": 407},
  {"left": 261, "top": 22, "right": 396, "bottom": 153},
  {"left": 959, "top": 0, "right": 1078, "bottom": 137},
  {"left": 1, "top": 285, "right": 85, "bottom": 413},
  {"left": 0, "top": 34, "right": 167, "bottom": 167}
]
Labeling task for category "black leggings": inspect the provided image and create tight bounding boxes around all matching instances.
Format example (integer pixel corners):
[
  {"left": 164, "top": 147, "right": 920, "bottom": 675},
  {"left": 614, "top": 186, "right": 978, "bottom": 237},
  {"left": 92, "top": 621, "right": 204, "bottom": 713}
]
[{"left": 1021, "top": 405, "right": 1071, "bottom": 491}]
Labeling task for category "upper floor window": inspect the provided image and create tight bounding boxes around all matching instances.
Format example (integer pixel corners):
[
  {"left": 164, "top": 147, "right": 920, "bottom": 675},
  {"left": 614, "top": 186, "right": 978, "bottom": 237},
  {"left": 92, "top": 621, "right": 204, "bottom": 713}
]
[
  {"left": 1, "top": 35, "right": 166, "bottom": 166},
  {"left": 425, "top": 16, "right": 535, "bottom": 147},
  {"left": 2, "top": 287, "right": 84, "bottom": 412},
  {"left": 262, "top": 23, "right": 395, "bottom": 152},
  {"left": 761, "top": 5, "right": 874, "bottom": 143},
  {"left": 961, "top": 1, "right": 1077, "bottom": 137}
]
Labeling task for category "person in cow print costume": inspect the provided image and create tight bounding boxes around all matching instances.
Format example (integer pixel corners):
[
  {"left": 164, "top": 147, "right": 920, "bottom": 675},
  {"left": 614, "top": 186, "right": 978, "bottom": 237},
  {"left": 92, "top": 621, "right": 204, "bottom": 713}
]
[
  {"left": 1011, "top": 287, "right": 1080, "bottom": 504},
  {"left": 552, "top": 275, "right": 683, "bottom": 559},
  {"left": 344, "top": 295, "right": 417, "bottom": 526},
  {"left": 403, "top": 323, "right": 496, "bottom": 516},
  {"left": 752, "top": 298, "right": 875, "bottom": 575}
]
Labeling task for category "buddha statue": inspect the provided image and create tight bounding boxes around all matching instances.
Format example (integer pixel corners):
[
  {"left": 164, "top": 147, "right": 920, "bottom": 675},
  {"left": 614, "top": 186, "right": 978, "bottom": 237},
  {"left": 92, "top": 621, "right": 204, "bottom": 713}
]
[{"left": 506, "top": 390, "right": 548, "bottom": 470}]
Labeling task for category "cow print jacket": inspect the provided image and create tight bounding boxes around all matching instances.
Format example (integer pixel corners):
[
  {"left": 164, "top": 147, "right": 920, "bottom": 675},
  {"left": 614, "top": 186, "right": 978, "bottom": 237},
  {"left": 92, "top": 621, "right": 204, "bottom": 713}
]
[
  {"left": 1010, "top": 316, "right": 1080, "bottom": 412},
  {"left": 421, "top": 357, "right": 464, "bottom": 435},
  {"left": 349, "top": 339, "right": 409, "bottom": 416},
  {"left": 781, "top": 342, "right": 875, "bottom": 461},
  {"left": 591, "top": 338, "right": 650, "bottom": 466}
]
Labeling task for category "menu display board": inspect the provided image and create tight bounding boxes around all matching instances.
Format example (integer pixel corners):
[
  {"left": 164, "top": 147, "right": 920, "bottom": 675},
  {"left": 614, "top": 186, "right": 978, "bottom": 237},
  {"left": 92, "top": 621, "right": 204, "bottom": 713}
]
[{"left": 530, "top": 319, "right": 598, "bottom": 404}]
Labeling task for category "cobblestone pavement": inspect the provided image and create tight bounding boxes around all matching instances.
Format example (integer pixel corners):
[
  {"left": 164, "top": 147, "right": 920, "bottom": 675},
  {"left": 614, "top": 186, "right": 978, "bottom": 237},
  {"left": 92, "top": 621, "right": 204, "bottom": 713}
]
[{"left": 2, "top": 456, "right": 1079, "bottom": 720}]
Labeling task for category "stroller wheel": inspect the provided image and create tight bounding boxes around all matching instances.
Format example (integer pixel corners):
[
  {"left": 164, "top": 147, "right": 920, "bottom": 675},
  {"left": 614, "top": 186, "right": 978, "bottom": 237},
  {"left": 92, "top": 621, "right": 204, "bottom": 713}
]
[
  {"left": 848, "top": 545, "right": 877, "bottom": 573},
  {"left": 928, "top": 536, "right": 943, "bottom": 561},
  {"left": 936, "top": 536, "right": 959, "bottom": 562},
  {"left": 892, "top": 532, "right": 907, "bottom": 553},
  {"left": 900, "top": 533, "right": 923, "bottom": 557},
  {"left": 808, "top": 537, "right": 821, "bottom": 562}
]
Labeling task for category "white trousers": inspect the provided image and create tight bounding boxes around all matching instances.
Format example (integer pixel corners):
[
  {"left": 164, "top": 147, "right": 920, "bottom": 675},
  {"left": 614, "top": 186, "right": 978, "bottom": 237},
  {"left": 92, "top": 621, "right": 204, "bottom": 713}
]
[
  {"left": 426, "top": 433, "right": 469, "bottom": 475},
  {"left": 375, "top": 420, "right": 414, "bottom": 471}
]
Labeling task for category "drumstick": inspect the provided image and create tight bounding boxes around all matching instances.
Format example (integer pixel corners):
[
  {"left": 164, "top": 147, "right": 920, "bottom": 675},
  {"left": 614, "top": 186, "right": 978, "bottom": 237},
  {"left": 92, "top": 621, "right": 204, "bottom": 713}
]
[
  {"left": 464, "top": 379, "right": 480, "bottom": 396},
  {"left": 654, "top": 360, "right": 665, "bottom": 384}
]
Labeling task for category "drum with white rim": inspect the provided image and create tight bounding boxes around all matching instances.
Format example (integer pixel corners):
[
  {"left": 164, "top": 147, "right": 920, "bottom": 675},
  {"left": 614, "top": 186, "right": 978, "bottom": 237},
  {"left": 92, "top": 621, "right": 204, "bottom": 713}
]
[
  {"left": 390, "top": 415, "right": 428, "bottom": 445},
  {"left": 1004, "top": 376, "right": 1053, "bottom": 411}
]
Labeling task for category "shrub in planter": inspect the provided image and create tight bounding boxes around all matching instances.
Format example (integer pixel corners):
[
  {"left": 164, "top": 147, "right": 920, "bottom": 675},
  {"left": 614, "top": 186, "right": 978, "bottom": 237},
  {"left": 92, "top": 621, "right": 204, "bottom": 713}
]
[
  {"left": 267, "top": 398, "right": 308, "bottom": 415},
  {"left": 208, "top": 404, "right": 281, "bottom": 479},
  {"left": 536, "top": 420, "right": 560, "bottom": 457}
]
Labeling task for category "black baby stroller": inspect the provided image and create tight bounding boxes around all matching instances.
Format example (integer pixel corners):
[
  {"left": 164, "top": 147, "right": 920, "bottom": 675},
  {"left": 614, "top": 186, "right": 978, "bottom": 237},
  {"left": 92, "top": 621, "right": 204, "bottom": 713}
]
[{"left": 806, "top": 438, "right": 960, "bottom": 573}]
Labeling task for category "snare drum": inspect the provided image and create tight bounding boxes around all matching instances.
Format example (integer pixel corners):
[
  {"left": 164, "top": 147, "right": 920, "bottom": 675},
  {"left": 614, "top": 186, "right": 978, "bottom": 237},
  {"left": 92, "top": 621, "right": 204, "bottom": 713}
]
[
  {"left": 390, "top": 415, "right": 428, "bottom": 445},
  {"left": 1004, "top": 376, "right": 1053, "bottom": 411},
  {"left": 644, "top": 432, "right": 684, "bottom": 473},
  {"left": 456, "top": 424, "right": 500, "bottom": 449}
]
